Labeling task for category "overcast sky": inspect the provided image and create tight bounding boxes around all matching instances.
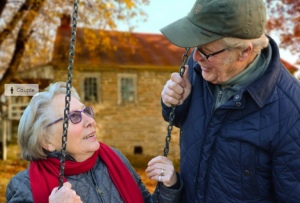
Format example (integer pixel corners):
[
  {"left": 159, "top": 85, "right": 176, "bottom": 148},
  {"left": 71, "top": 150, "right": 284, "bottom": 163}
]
[{"left": 117, "top": 0, "right": 299, "bottom": 69}]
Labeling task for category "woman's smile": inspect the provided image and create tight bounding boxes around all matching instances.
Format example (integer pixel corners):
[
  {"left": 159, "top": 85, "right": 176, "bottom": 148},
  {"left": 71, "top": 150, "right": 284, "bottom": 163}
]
[{"left": 83, "top": 131, "right": 96, "bottom": 140}]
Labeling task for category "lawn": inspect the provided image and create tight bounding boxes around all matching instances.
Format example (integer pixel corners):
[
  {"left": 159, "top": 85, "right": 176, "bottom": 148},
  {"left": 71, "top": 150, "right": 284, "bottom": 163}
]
[{"left": 0, "top": 143, "right": 157, "bottom": 202}]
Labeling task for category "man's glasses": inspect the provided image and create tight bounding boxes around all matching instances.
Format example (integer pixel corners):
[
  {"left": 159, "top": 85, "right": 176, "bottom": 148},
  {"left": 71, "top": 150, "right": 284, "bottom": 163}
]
[
  {"left": 196, "top": 47, "right": 229, "bottom": 61},
  {"left": 46, "top": 107, "right": 94, "bottom": 128}
]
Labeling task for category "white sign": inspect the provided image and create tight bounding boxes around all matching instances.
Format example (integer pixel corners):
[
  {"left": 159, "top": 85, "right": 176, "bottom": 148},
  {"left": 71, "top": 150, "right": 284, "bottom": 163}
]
[{"left": 4, "top": 84, "right": 39, "bottom": 96}]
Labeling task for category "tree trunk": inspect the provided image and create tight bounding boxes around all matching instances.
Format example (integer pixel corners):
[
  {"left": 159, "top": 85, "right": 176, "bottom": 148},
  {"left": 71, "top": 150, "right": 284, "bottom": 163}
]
[
  {"left": 0, "top": 0, "right": 32, "bottom": 46},
  {"left": 0, "top": 0, "right": 45, "bottom": 95},
  {"left": 0, "top": 0, "right": 7, "bottom": 17}
]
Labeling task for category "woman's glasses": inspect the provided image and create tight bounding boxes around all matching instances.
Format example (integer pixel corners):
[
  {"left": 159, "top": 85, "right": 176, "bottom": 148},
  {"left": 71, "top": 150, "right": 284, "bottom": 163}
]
[{"left": 46, "top": 107, "right": 94, "bottom": 128}]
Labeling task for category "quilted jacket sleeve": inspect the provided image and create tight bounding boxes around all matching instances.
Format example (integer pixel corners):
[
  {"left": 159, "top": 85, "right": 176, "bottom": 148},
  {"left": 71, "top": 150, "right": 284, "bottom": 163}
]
[
  {"left": 112, "top": 148, "right": 183, "bottom": 203},
  {"left": 161, "top": 50, "right": 195, "bottom": 128},
  {"left": 6, "top": 170, "right": 33, "bottom": 203},
  {"left": 272, "top": 118, "right": 300, "bottom": 202}
]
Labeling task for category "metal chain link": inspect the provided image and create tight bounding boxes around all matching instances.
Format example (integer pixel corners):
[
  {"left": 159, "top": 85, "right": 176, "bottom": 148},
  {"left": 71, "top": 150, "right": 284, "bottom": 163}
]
[
  {"left": 163, "top": 48, "right": 190, "bottom": 157},
  {"left": 58, "top": 0, "right": 80, "bottom": 189},
  {"left": 156, "top": 47, "right": 190, "bottom": 203}
]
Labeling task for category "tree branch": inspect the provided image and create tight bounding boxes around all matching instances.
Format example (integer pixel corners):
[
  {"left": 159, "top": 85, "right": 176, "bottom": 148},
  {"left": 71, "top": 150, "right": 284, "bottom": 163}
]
[
  {"left": 0, "top": 0, "right": 46, "bottom": 95},
  {"left": 0, "top": 0, "right": 31, "bottom": 47},
  {"left": 0, "top": 0, "right": 8, "bottom": 17}
]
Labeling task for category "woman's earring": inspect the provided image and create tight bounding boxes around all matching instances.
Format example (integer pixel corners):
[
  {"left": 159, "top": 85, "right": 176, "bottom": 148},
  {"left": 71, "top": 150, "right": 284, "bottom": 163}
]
[{"left": 48, "top": 143, "right": 55, "bottom": 152}]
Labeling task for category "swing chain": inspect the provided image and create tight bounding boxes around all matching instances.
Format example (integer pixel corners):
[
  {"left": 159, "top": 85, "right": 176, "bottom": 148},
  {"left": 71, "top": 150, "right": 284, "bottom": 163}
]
[
  {"left": 59, "top": 0, "right": 80, "bottom": 189},
  {"left": 163, "top": 47, "right": 190, "bottom": 157},
  {"left": 156, "top": 47, "right": 190, "bottom": 203}
]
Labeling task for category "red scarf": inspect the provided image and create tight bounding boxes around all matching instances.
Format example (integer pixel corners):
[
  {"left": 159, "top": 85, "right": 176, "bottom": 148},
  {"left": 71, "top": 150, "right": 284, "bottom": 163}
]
[{"left": 29, "top": 142, "right": 144, "bottom": 203}]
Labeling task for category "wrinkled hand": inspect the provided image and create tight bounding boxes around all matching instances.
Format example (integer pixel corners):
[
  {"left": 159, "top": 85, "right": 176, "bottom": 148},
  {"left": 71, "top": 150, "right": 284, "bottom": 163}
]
[
  {"left": 161, "top": 65, "right": 191, "bottom": 107},
  {"left": 145, "top": 156, "right": 177, "bottom": 187},
  {"left": 49, "top": 182, "right": 82, "bottom": 203}
]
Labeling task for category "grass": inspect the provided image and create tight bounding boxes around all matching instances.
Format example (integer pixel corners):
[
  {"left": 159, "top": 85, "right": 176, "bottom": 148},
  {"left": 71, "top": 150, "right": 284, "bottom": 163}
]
[{"left": 0, "top": 142, "right": 157, "bottom": 202}]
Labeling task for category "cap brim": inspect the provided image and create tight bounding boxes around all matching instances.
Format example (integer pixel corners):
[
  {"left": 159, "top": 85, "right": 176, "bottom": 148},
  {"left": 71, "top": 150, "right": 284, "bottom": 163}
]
[{"left": 160, "top": 17, "right": 224, "bottom": 48}]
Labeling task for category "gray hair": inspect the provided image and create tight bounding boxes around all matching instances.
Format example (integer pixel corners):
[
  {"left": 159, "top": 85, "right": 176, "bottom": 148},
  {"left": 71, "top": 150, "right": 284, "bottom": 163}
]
[
  {"left": 18, "top": 82, "right": 80, "bottom": 161},
  {"left": 218, "top": 34, "right": 269, "bottom": 65},
  {"left": 221, "top": 34, "right": 269, "bottom": 55}
]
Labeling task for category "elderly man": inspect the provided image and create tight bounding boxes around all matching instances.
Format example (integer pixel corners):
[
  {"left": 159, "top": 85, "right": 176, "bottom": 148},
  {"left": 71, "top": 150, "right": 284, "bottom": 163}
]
[{"left": 160, "top": 0, "right": 300, "bottom": 202}]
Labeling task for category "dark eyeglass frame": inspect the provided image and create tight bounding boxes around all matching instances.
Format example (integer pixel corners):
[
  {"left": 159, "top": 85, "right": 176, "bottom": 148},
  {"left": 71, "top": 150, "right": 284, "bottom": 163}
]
[
  {"left": 46, "top": 106, "right": 94, "bottom": 128},
  {"left": 196, "top": 47, "right": 229, "bottom": 61}
]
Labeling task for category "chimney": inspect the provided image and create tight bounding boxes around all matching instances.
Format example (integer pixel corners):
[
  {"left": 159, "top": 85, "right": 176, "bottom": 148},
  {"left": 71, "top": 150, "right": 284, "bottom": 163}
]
[{"left": 60, "top": 14, "right": 71, "bottom": 30}]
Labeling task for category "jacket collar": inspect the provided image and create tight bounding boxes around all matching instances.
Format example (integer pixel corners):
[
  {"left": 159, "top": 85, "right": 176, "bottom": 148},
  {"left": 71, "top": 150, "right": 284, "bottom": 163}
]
[
  {"left": 44, "top": 148, "right": 77, "bottom": 162},
  {"left": 245, "top": 36, "right": 281, "bottom": 108},
  {"left": 193, "top": 36, "right": 281, "bottom": 108}
]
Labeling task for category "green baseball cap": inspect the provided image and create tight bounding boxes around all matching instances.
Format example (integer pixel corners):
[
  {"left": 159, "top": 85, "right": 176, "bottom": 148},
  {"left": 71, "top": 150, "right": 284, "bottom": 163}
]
[{"left": 160, "top": 0, "right": 267, "bottom": 48}]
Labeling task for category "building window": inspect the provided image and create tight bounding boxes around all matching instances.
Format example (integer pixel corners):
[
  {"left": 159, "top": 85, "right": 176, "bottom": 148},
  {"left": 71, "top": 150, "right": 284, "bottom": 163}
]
[
  {"left": 80, "top": 73, "right": 101, "bottom": 103},
  {"left": 121, "top": 78, "right": 134, "bottom": 102},
  {"left": 118, "top": 74, "right": 137, "bottom": 104},
  {"left": 84, "top": 77, "right": 97, "bottom": 102},
  {"left": 134, "top": 146, "right": 143, "bottom": 154}
]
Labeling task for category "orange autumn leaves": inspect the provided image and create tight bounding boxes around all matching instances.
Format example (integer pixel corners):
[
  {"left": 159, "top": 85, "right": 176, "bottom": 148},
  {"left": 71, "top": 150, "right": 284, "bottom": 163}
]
[{"left": 266, "top": 0, "right": 300, "bottom": 63}]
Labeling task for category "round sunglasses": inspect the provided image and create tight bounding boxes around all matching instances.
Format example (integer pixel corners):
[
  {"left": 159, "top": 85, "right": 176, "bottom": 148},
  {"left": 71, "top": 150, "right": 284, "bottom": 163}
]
[{"left": 46, "top": 106, "right": 94, "bottom": 128}]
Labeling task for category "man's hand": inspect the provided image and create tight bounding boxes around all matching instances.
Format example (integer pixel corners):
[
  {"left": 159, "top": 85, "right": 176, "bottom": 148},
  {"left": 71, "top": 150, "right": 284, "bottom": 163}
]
[{"left": 161, "top": 65, "right": 191, "bottom": 107}]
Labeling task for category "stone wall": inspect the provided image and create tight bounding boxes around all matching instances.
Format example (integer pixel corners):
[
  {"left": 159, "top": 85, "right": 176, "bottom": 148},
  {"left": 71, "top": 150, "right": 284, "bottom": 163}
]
[{"left": 54, "top": 67, "right": 181, "bottom": 168}]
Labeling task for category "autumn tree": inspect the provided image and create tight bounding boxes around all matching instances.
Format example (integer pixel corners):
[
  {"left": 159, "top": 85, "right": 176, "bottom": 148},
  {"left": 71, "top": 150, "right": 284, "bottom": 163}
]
[
  {"left": 0, "top": 0, "right": 7, "bottom": 17},
  {"left": 0, "top": 0, "right": 149, "bottom": 94},
  {"left": 266, "top": 0, "right": 300, "bottom": 64}
]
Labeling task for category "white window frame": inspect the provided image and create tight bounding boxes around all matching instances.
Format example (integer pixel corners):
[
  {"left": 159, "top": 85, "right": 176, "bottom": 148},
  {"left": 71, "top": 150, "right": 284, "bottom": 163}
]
[
  {"left": 80, "top": 73, "right": 101, "bottom": 103},
  {"left": 117, "top": 73, "right": 137, "bottom": 104},
  {"left": 8, "top": 96, "right": 30, "bottom": 120}
]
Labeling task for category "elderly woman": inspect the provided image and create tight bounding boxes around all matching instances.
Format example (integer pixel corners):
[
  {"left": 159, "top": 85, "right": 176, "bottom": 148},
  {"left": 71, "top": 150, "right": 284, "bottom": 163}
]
[{"left": 6, "top": 82, "right": 182, "bottom": 203}]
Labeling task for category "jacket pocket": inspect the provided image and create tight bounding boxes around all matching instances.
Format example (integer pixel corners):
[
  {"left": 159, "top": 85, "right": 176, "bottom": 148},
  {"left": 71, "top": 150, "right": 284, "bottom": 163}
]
[{"left": 240, "top": 142, "right": 258, "bottom": 200}]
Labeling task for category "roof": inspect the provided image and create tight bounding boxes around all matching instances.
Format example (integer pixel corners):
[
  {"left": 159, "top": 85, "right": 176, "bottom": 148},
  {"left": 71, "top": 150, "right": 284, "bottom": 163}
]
[
  {"left": 52, "top": 25, "right": 299, "bottom": 73},
  {"left": 52, "top": 27, "right": 190, "bottom": 67},
  {"left": 280, "top": 59, "right": 299, "bottom": 72}
]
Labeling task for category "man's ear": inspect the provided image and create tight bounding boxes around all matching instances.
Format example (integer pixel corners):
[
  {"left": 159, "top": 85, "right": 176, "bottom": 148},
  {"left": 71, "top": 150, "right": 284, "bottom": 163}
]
[{"left": 239, "top": 44, "right": 253, "bottom": 62}]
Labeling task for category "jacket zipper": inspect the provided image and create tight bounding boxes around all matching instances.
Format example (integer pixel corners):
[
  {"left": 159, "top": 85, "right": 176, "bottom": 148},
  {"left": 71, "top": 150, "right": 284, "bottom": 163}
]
[
  {"left": 85, "top": 172, "right": 105, "bottom": 202},
  {"left": 218, "top": 90, "right": 223, "bottom": 102},
  {"left": 206, "top": 81, "right": 215, "bottom": 115},
  {"left": 91, "top": 172, "right": 105, "bottom": 202},
  {"left": 201, "top": 82, "right": 216, "bottom": 203},
  {"left": 192, "top": 81, "right": 215, "bottom": 203},
  {"left": 95, "top": 185, "right": 104, "bottom": 196},
  {"left": 202, "top": 111, "right": 233, "bottom": 202}
]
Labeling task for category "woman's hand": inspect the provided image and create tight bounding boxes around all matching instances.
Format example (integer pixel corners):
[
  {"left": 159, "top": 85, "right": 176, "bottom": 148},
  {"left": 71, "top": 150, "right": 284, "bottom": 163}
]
[
  {"left": 145, "top": 156, "right": 177, "bottom": 187},
  {"left": 49, "top": 182, "right": 82, "bottom": 203}
]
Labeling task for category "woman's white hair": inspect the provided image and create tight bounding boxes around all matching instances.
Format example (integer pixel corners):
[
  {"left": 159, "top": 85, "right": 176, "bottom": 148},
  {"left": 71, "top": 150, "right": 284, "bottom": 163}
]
[{"left": 18, "top": 82, "right": 80, "bottom": 161}]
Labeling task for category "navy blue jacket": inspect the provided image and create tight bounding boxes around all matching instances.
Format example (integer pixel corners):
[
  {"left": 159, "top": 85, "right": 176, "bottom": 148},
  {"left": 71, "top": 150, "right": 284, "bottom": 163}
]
[{"left": 162, "top": 37, "right": 300, "bottom": 203}]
